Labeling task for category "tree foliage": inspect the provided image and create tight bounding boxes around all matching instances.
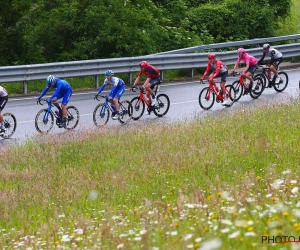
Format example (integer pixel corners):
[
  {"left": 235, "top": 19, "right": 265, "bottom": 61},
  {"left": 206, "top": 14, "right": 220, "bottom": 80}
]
[{"left": 0, "top": 0, "right": 293, "bottom": 66}]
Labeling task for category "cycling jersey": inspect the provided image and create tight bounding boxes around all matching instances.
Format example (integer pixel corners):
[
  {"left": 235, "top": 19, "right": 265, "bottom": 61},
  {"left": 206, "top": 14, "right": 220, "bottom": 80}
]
[
  {"left": 258, "top": 47, "right": 282, "bottom": 64},
  {"left": 203, "top": 60, "right": 228, "bottom": 79},
  {"left": 0, "top": 86, "right": 8, "bottom": 97},
  {"left": 39, "top": 78, "right": 73, "bottom": 105},
  {"left": 236, "top": 53, "right": 258, "bottom": 66},
  {"left": 97, "top": 76, "right": 125, "bottom": 100},
  {"left": 138, "top": 64, "right": 160, "bottom": 79}
]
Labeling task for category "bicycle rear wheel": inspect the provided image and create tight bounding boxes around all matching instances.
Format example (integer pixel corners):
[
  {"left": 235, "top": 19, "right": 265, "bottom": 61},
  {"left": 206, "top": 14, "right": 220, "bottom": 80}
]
[
  {"left": 254, "top": 73, "right": 267, "bottom": 89},
  {"left": 153, "top": 93, "right": 170, "bottom": 117},
  {"left": 65, "top": 106, "right": 80, "bottom": 130},
  {"left": 199, "top": 87, "right": 215, "bottom": 110},
  {"left": 131, "top": 97, "right": 145, "bottom": 120},
  {"left": 35, "top": 109, "right": 54, "bottom": 134},
  {"left": 250, "top": 76, "right": 264, "bottom": 99},
  {"left": 273, "top": 71, "right": 288, "bottom": 92},
  {"left": 93, "top": 103, "right": 110, "bottom": 126},
  {"left": 118, "top": 100, "right": 133, "bottom": 124},
  {"left": 231, "top": 80, "right": 243, "bottom": 102},
  {"left": 0, "top": 113, "right": 17, "bottom": 139}
]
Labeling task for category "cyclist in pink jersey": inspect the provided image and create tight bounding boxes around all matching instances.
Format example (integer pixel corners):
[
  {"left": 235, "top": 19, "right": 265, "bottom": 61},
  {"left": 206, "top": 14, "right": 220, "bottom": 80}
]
[
  {"left": 231, "top": 48, "right": 258, "bottom": 94},
  {"left": 200, "top": 53, "right": 229, "bottom": 105}
]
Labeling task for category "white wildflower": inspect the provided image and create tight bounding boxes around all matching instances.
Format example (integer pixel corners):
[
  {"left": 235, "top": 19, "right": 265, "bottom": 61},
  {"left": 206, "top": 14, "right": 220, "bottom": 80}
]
[
  {"left": 199, "top": 238, "right": 222, "bottom": 250},
  {"left": 220, "top": 219, "right": 233, "bottom": 225},
  {"left": 228, "top": 231, "right": 240, "bottom": 238}
]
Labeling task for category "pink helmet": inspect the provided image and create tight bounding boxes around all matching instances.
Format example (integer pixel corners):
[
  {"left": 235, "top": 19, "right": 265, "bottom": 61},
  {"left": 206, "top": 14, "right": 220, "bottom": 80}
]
[{"left": 237, "top": 48, "right": 245, "bottom": 54}]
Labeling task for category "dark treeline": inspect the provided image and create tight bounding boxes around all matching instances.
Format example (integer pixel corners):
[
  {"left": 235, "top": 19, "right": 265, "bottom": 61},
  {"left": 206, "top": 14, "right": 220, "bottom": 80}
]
[{"left": 0, "top": 0, "right": 291, "bottom": 66}]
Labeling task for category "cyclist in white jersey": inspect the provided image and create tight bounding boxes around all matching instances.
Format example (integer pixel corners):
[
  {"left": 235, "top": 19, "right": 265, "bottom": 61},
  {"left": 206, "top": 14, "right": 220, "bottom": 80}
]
[
  {"left": 258, "top": 44, "right": 283, "bottom": 84},
  {"left": 0, "top": 86, "right": 9, "bottom": 135}
]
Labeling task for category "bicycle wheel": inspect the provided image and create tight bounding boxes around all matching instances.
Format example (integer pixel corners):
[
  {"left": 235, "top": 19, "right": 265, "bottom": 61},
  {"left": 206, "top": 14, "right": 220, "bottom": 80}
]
[
  {"left": 118, "top": 100, "right": 133, "bottom": 124},
  {"left": 250, "top": 76, "right": 264, "bottom": 99},
  {"left": 199, "top": 87, "right": 215, "bottom": 110},
  {"left": 35, "top": 109, "right": 54, "bottom": 134},
  {"left": 0, "top": 113, "right": 17, "bottom": 139},
  {"left": 93, "top": 103, "right": 110, "bottom": 126},
  {"left": 131, "top": 97, "right": 145, "bottom": 121},
  {"left": 224, "top": 85, "right": 236, "bottom": 107},
  {"left": 153, "top": 93, "right": 170, "bottom": 117},
  {"left": 65, "top": 106, "right": 80, "bottom": 130},
  {"left": 254, "top": 73, "right": 267, "bottom": 89},
  {"left": 231, "top": 80, "right": 243, "bottom": 102},
  {"left": 273, "top": 71, "right": 288, "bottom": 92}
]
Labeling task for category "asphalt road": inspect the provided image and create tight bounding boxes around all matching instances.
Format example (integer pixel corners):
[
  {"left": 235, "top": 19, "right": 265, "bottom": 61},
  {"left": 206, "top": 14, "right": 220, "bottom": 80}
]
[{"left": 1, "top": 65, "right": 300, "bottom": 147}]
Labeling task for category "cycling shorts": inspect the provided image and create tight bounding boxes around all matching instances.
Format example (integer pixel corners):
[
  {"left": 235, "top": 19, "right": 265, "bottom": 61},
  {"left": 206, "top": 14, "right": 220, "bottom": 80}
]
[
  {"left": 247, "top": 65, "right": 258, "bottom": 75},
  {"left": 213, "top": 71, "right": 228, "bottom": 83},
  {"left": 108, "top": 85, "right": 125, "bottom": 100},
  {"left": 150, "top": 77, "right": 161, "bottom": 89},
  {"left": 270, "top": 57, "right": 282, "bottom": 69},
  {"left": 0, "top": 96, "right": 8, "bottom": 111},
  {"left": 56, "top": 88, "right": 73, "bottom": 105}
]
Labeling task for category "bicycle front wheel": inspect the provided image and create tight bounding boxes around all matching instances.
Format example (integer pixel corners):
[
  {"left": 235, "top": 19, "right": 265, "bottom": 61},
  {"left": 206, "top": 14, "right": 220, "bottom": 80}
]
[
  {"left": 35, "top": 109, "right": 54, "bottom": 134},
  {"left": 65, "top": 106, "right": 80, "bottom": 130},
  {"left": 199, "top": 87, "right": 215, "bottom": 110},
  {"left": 0, "top": 113, "right": 17, "bottom": 139},
  {"left": 231, "top": 80, "right": 243, "bottom": 102},
  {"left": 224, "top": 85, "right": 236, "bottom": 107},
  {"left": 153, "top": 93, "right": 170, "bottom": 117},
  {"left": 250, "top": 76, "right": 264, "bottom": 99},
  {"left": 273, "top": 71, "right": 288, "bottom": 92},
  {"left": 131, "top": 97, "right": 145, "bottom": 120},
  {"left": 118, "top": 100, "right": 133, "bottom": 124},
  {"left": 93, "top": 103, "right": 110, "bottom": 126}
]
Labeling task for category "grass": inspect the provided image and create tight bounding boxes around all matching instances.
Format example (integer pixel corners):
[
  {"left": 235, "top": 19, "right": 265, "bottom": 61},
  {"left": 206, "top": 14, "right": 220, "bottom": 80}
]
[{"left": 1, "top": 95, "right": 300, "bottom": 249}]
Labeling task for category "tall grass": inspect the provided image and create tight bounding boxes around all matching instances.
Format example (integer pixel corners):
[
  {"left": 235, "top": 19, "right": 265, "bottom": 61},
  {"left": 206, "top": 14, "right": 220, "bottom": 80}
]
[{"left": 1, "top": 96, "right": 300, "bottom": 249}]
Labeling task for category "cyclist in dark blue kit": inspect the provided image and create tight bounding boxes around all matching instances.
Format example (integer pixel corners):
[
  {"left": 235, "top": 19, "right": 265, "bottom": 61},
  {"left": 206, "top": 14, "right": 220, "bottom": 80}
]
[
  {"left": 94, "top": 70, "right": 126, "bottom": 120},
  {"left": 37, "top": 75, "right": 73, "bottom": 128}
]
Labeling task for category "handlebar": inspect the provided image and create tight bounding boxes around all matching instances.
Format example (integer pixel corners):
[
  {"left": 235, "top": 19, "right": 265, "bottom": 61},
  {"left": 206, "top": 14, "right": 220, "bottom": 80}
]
[
  {"left": 37, "top": 98, "right": 57, "bottom": 105},
  {"left": 130, "top": 86, "right": 145, "bottom": 93},
  {"left": 94, "top": 95, "right": 107, "bottom": 101}
]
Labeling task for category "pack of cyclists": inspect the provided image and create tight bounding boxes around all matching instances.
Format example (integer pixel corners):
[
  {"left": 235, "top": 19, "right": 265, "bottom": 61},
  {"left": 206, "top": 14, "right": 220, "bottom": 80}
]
[{"left": 0, "top": 44, "right": 285, "bottom": 136}]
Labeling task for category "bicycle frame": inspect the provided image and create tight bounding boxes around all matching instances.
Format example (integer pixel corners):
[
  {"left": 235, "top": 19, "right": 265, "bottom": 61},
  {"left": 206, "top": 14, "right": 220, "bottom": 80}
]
[
  {"left": 99, "top": 96, "right": 115, "bottom": 117},
  {"left": 206, "top": 81, "right": 225, "bottom": 101},
  {"left": 136, "top": 84, "right": 160, "bottom": 107}
]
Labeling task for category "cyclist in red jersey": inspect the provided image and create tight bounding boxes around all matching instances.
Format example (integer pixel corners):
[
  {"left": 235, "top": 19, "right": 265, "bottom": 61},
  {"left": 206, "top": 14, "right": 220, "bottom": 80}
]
[
  {"left": 0, "top": 86, "right": 8, "bottom": 135},
  {"left": 131, "top": 61, "right": 161, "bottom": 106},
  {"left": 200, "top": 54, "right": 229, "bottom": 105}
]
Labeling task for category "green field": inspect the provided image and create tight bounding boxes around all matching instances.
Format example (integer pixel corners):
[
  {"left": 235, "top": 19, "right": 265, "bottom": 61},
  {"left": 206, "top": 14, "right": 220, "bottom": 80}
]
[{"left": 1, "top": 96, "right": 300, "bottom": 249}]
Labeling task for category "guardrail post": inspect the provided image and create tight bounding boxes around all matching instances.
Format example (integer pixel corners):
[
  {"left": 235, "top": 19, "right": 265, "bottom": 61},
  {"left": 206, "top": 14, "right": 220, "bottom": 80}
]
[
  {"left": 128, "top": 73, "right": 132, "bottom": 84},
  {"left": 191, "top": 69, "right": 194, "bottom": 78},
  {"left": 292, "top": 39, "right": 297, "bottom": 62},
  {"left": 94, "top": 76, "right": 99, "bottom": 88},
  {"left": 161, "top": 71, "right": 164, "bottom": 81},
  {"left": 23, "top": 81, "right": 28, "bottom": 95}
]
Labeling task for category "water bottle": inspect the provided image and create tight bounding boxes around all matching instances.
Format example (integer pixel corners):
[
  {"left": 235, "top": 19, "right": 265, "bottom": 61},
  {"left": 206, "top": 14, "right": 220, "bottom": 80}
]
[{"left": 111, "top": 104, "right": 116, "bottom": 112}]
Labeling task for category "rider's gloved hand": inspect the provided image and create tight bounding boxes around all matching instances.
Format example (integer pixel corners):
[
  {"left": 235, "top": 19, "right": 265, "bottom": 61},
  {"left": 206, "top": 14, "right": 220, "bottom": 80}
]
[
  {"left": 241, "top": 72, "right": 246, "bottom": 77},
  {"left": 37, "top": 98, "right": 40, "bottom": 104},
  {"left": 94, "top": 94, "right": 98, "bottom": 100},
  {"left": 46, "top": 98, "right": 51, "bottom": 103},
  {"left": 130, "top": 85, "right": 135, "bottom": 91},
  {"left": 230, "top": 70, "right": 235, "bottom": 76},
  {"left": 200, "top": 77, "right": 204, "bottom": 83}
]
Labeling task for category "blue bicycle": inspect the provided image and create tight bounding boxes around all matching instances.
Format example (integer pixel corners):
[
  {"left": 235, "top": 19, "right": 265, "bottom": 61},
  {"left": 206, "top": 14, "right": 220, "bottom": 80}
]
[
  {"left": 35, "top": 99, "right": 80, "bottom": 134},
  {"left": 93, "top": 95, "right": 133, "bottom": 126}
]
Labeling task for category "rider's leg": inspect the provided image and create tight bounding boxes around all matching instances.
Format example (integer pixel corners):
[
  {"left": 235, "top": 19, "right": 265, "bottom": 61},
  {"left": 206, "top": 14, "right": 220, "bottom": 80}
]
[{"left": 60, "top": 89, "right": 72, "bottom": 128}]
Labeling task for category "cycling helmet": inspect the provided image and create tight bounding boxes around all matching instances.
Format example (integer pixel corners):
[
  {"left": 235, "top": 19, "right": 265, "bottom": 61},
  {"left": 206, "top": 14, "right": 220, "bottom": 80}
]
[
  {"left": 46, "top": 75, "right": 55, "bottom": 87},
  {"left": 104, "top": 70, "right": 114, "bottom": 76},
  {"left": 237, "top": 48, "right": 245, "bottom": 54},
  {"left": 263, "top": 43, "right": 270, "bottom": 50},
  {"left": 139, "top": 61, "right": 148, "bottom": 68},
  {"left": 208, "top": 53, "right": 216, "bottom": 59}
]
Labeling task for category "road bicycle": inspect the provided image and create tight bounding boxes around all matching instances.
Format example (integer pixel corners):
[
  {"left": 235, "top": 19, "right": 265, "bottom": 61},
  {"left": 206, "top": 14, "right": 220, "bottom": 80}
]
[
  {"left": 35, "top": 99, "right": 80, "bottom": 134},
  {"left": 231, "top": 72, "right": 264, "bottom": 102},
  {"left": 93, "top": 95, "right": 133, "bottom": 126},
  {"left": 254, "top": 65, "right": 288, "bottom": 92},
  {"left": 198, "top": 80, "right": 236, "bottom": 110},
  {"left": 0, "top": 112, "right": 17, "bottom": 139},
  {"left": 130, "top": 84, "right": 170, "bottom": 120}
]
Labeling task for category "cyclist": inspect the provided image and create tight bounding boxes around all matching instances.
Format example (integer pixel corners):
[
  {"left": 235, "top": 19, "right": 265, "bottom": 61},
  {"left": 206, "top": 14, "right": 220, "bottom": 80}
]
[
  {"left": 131, "top": 61, "right": 161, "bottom": 106},
  {"left": 231, "top": 48, "right": 258, "bottom": 94},
  {"left": 37, "top": 75, "right": 73, "bottom": 129},
  {"left": 94, "top": 70, "right": 125, "bottom": 120},
  {"left": 258, "top": 43, "right": 283, "bottom": 84},
  {"left": 200, "top": 53, "right": 229, "bottom": 105},
  {"left": 0, "top": 86, "right": 8, "bottom": 135}
]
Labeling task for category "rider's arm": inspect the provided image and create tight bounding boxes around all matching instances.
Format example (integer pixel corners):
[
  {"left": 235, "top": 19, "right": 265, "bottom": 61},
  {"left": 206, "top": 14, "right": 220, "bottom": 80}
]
[
  {"left": 133, "top": 70, "right": 143, "bottom": 86},
  {"left": 142, "top": 77, "right": 151, "bottom": 88},
  {"left": 38, "top": 86, "right": 50, "bottom": 99},
  {"left": 257, "top": 52, "right": 266, "bottom": 65},
  {"left": 97, "top": 80, "right": 108, "bottom": 94},
  {"left": 212, "top": 61, "right": 222, "bottom": 78},
  {"left": 201, "top": 63, "right": 211, "bottom": 80}
]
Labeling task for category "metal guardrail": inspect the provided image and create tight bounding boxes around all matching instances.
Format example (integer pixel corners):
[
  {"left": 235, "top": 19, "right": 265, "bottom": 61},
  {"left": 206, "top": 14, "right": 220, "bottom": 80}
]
[{"left": 1, "top": 34, "right": 300, "bottom": 94}]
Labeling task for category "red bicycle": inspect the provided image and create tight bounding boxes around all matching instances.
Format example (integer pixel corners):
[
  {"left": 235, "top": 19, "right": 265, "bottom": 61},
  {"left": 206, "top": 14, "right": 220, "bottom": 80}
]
[
  {"left": 130, "top": 84, "right": 170, "bottom": 120},
  {"left": 198, "top": 80, "right": 236, "bottom": 110},
  {"left": 231, "top": 72, "right": 264, "bottom": 101}
]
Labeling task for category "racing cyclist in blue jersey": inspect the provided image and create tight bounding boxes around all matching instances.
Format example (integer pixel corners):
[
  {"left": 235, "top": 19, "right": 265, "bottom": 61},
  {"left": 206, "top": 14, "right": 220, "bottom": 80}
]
[
  {"left": 94, "top": 70, "right": 126, "bottom": 120},
  {"left": 37, "top": 75, "right": 73, "bottom": 129}
]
